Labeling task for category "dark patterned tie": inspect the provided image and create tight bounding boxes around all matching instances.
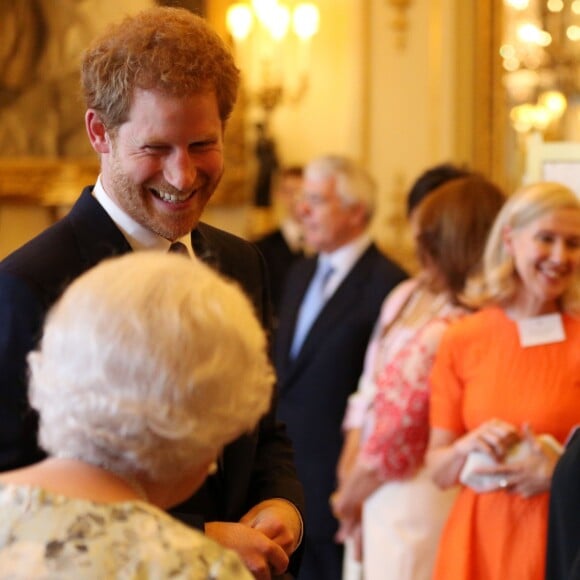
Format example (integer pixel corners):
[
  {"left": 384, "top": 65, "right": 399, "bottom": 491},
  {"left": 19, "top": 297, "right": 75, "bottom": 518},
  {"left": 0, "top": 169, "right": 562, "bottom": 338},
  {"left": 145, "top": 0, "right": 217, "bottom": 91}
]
[{"left": 168, "top": 241, "right": 190, "bottom": 257}]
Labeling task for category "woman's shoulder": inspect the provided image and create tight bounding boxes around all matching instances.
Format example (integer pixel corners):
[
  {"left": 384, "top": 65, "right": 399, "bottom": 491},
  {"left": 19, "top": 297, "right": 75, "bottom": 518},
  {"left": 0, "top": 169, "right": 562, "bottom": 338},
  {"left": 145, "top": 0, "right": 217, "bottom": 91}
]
[
  {"left": 381, "top": 278, "right": 419, "bottom": 312},
  {"left": 121, "top": 503, "right": 253, "bottom": 578},
  {"left": 0, "top": 487, "right": 252, "bottom": 579},
  {"left": 409, "top": 301, "right": 468, "bottom": 347},
  {"left": 385, "top": 277, "right": 420, "bottom": 307},
  {"left": 443, "top": 306, "right": 509, "bottom": 340}
]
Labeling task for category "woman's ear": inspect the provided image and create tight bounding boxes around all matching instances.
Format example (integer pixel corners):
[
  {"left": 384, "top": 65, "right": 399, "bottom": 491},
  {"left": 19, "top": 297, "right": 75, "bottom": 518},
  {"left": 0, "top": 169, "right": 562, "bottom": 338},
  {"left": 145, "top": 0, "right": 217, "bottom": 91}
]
[
  {"left": 502, "top": 225, "right": 514, "bottom": 256},
  {"left": 85, "top": 110, "right": 111, "bottom": 154}
]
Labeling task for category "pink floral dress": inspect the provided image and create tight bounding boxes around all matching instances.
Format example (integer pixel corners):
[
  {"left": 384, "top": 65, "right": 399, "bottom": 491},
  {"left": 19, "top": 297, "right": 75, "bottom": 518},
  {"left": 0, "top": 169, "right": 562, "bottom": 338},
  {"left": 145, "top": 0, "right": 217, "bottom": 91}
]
[{"left": 342, "top": 278, "right": 466, "bottom": 580}]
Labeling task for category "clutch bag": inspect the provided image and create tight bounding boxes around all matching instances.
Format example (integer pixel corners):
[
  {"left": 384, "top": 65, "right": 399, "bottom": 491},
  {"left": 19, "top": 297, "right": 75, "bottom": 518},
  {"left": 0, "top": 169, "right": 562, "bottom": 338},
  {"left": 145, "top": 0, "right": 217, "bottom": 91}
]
[{"left": 459, "top": 434, "right": 562, "bottom": 493}]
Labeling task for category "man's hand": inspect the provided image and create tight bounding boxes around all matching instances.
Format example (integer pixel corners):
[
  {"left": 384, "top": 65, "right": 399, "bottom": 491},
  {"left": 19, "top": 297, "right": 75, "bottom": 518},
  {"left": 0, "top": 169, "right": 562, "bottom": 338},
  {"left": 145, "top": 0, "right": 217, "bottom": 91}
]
[
  {"left": 240, "top": 498, "right": 303, "bottom": 556},
  {"left": 205, "top": 521, "right": 289, "bottom": 580}
]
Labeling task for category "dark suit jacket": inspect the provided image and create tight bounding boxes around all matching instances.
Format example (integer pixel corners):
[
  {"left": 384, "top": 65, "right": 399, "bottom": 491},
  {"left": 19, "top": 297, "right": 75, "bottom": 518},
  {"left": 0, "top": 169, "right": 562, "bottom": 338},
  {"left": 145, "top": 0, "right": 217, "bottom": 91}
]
[
  {"left": 274, "top": 244, "right": 406, "bottom": 539},
  {"left": 255, "top": 229, "right": 303, "bottom": 324},
  {"left": 546, "top": 428, "right": 580, "bottom": 580},
  {"left": 0, "top": 187, "right": 304, "bottom": 530}
]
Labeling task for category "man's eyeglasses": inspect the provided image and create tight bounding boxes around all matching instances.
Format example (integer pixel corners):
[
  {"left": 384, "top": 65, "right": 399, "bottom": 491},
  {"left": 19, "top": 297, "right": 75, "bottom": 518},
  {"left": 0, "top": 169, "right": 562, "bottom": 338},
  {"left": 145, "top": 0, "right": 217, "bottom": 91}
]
[{"left": 295, "top": 193, "right": 331, "bottom": 207}]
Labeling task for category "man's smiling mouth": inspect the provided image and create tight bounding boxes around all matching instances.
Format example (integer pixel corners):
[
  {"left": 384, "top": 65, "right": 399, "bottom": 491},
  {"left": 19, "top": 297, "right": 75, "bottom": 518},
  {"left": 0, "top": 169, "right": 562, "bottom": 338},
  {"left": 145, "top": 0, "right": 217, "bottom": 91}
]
[{"left": 150, "top": 188, "right": 195, "bottom": 203}]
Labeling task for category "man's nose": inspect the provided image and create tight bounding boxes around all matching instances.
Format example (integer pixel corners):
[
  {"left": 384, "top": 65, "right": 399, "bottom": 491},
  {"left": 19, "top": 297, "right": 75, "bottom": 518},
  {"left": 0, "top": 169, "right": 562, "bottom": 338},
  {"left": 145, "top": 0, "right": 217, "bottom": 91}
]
[
  {"left": 295, "top": 197, "right": 311, "bottom": 218},
  {"left": 164, "top": 150, "right": 196, "bottom": 192}
]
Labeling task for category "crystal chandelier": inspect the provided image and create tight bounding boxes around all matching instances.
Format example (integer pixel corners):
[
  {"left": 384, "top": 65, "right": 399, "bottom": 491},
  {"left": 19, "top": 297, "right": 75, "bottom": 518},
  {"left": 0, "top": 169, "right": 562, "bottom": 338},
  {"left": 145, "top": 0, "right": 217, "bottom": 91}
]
[{"left": 501, "top": 0, "right": 580, "bottom": 135}]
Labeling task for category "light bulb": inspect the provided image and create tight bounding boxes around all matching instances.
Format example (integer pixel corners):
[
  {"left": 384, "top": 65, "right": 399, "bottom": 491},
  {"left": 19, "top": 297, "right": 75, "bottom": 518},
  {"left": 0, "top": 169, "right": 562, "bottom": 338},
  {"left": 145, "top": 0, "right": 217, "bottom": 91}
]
[
  {"left": 293, "top": 3, "right": 320, "bottom": 40},
  {"left": 252, "top": 0, "right": 278, "bottom": 27},
  {"left": 504, "top": 0, "right": 529, "bottom": 9},
  {"left": 269, "top": 4, "right": 291, "bottom": 41},
  {"left": 226, "top": 4, "right": 254, "bottom": 41},
  {"left": 539, "top": 90, "right": 567, "bottom": 118}
]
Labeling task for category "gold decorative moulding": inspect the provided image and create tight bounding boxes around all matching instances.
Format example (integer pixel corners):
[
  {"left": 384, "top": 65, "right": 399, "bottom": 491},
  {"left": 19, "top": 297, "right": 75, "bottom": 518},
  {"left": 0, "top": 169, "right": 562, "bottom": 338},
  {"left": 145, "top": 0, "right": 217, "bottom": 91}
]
[
  {"left": 387, "top": 0, "right": 412, "bottom": 50},
  {"left": 0, "top": 158, "right": 99, "bottom": 208}
]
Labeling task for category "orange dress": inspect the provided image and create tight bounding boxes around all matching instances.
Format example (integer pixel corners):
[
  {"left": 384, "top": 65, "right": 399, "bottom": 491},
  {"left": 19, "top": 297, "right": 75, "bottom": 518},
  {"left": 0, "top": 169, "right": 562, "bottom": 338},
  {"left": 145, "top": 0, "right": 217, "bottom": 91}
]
[{"left": 430, "top": 307, "right": 580, "bottom": 580}]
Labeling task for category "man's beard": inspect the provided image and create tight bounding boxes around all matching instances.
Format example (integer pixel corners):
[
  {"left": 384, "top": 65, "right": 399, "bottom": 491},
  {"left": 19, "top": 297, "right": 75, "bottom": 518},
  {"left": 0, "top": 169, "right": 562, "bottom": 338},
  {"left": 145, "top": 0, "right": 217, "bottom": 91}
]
[{"left": 107, "top": 159, "right": 200, "bottom": 241}]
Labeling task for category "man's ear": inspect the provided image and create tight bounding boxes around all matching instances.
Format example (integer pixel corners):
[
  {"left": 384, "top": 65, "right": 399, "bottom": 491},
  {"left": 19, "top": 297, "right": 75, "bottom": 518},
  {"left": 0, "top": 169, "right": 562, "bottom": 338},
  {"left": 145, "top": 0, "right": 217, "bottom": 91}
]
[
  {"left": 85, "top": 110, "right": 111, "bottom": 154},
  {"left": 350, "top": 202, "right": 369, "bottom": 229}
]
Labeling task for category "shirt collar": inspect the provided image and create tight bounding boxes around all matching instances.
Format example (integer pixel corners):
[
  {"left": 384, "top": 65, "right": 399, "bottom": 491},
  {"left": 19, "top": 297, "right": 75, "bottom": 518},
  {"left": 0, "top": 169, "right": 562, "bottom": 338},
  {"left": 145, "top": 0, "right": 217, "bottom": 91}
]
[
  {"left": 92, "top": 176, "right": 193, "bottom": 257},
  {"left": 318, "top": 232, "right": 372, "bottom": 295},
  {"left": 319, "top": 232, "right": 372, "bottom": 274}
]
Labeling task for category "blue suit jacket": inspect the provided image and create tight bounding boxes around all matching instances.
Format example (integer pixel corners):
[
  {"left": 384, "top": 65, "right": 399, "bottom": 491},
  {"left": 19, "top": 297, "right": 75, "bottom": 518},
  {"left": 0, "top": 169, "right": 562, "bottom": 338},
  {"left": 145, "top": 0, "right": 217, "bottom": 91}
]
[
  {"left": 274, "top": 244, "right": 407, "bottom": 539},
  {"left": 0, "top": 187, "right": 305, "bottom": 530}
]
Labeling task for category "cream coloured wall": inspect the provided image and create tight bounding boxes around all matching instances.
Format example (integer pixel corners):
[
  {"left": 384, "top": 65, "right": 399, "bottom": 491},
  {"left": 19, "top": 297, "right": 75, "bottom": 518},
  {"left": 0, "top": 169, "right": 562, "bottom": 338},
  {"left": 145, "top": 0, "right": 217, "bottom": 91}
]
[
  {"left": 366, "top": 0, "right": 475, "bottom": 269},
  {"left": 270, "top": 0, "right": 364, "bottom": 164},
  {"left": 255, "top": 0, "right": 475, "bottom": 270}
]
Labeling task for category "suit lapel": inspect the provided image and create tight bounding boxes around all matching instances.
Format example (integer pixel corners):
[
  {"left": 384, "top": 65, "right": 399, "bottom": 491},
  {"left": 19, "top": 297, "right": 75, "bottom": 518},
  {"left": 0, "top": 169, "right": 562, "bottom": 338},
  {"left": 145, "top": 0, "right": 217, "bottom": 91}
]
[
  {"left": 276, "top": 258, "right": 317, "bottom": 370},
  {"left": 68, "top": 187, "right": 132, "bottom": 269},
  {"left": 191, "top": 225, "right": 219, "bottom": 268}
]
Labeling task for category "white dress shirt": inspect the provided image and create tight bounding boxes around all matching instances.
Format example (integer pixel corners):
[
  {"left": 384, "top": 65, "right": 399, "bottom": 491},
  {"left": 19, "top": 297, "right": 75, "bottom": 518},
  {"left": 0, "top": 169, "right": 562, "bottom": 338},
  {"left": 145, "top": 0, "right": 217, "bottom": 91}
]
[
  {"left": 92, "top": 176, "right": 193, "bottom": 258},
  {"left": 318, "top": 232, "right": 373, "bottom": 299}
]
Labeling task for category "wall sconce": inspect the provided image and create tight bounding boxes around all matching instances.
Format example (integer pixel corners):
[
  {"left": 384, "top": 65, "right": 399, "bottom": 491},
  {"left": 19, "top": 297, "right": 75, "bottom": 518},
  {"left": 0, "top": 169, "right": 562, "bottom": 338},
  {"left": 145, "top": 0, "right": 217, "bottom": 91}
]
[
  {"left": 226, "top": 1, "right": 320, "bottom": 120},
  {"left": 226, "top": 1, "right": 320, "bottom": 209}
]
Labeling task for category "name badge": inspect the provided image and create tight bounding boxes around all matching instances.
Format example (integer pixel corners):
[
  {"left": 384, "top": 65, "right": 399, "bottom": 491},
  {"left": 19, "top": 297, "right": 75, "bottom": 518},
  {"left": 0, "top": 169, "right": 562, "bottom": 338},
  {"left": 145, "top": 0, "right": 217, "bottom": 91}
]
[{"left": 516, "top": 313, "right": 565, "bottom": 347}]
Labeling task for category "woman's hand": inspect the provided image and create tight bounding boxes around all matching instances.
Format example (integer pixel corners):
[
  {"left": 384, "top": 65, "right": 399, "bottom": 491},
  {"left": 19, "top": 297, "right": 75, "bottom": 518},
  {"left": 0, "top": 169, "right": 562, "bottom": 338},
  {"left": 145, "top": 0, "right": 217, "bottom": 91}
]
[
  {"left": 332, "top": 488, "right": 363, "bottom": 562},
  {"left": 331, "top": 461, "right": 382, "bottom": 523},
  {"left": 427, "top": 420, "right": 519, "bottom": 489},
  {"left": 335, "top": 520, "right": 363, "bottom": 562},
  {"left": 453, "top": 418, "right": 520, "bottom": 461},
  {"left": 477, "top": 425, "right": 561, "bottom": 497},
  {"left": 330, "top": 458, "right": 382, "bottom": 556}
]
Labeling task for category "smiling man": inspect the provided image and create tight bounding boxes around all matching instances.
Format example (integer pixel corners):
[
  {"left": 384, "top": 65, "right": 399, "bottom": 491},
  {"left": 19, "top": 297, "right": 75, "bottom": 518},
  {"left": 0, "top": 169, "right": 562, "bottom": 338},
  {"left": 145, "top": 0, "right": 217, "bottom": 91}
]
[
  {"left": 89, "top": 89, "right": 224, "bottom": 242},
  {"left": 0, "top": 7, "right": 304, "bottom": 579}
]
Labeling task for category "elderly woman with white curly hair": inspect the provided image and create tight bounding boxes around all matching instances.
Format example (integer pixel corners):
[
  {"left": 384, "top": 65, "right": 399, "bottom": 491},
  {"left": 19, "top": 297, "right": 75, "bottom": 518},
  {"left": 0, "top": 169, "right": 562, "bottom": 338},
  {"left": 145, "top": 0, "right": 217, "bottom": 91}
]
[{"left": 0, "top": 252, "right": 275, "bottom": 579}]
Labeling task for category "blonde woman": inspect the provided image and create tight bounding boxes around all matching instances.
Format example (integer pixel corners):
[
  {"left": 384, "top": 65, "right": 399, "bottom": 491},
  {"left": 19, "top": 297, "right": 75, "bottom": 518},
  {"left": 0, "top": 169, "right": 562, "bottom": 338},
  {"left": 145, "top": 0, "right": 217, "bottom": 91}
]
[{"left": 427, "top": 182, "right": 580, "bottom": 580}]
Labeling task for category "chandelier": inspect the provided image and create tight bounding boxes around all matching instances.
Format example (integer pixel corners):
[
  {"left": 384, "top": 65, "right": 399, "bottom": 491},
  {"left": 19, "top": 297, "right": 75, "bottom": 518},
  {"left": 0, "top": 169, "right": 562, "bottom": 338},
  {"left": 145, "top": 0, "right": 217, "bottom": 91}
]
[{"left": 501, "top": 0, "right": 580, "bottom": 135}]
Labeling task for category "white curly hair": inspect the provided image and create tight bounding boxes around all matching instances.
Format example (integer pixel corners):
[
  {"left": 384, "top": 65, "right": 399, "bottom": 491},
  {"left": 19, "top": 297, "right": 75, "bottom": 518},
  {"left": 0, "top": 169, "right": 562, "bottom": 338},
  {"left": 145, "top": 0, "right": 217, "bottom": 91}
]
[
  {"left": 28, "top": 252, "right": 274, "bottom": 483},
  {"left": 304, "top": 155, "right": 377, "bottom": 220}
]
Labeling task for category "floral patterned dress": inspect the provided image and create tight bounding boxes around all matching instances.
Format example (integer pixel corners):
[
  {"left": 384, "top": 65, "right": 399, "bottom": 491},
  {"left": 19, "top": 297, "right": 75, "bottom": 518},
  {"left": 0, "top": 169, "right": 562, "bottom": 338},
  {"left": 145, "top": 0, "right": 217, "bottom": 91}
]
[
  {"left": 343, "top": 278, "right": 466, "bottom": 580},
  {"left": 0, "top": 482, "right": 252, "bottom": 579}
]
